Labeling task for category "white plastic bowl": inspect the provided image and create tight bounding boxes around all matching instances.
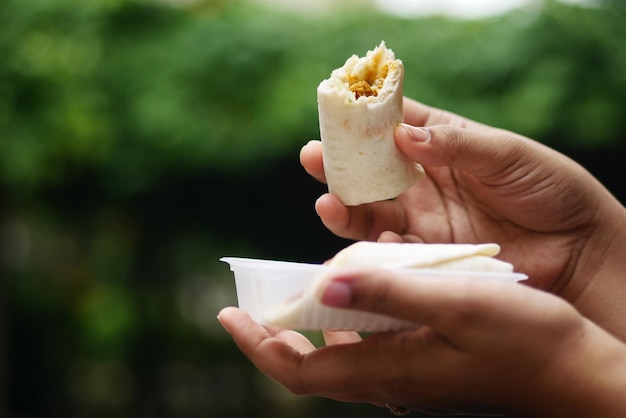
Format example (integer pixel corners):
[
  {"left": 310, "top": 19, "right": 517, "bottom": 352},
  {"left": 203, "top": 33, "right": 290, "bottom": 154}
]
[{"left": 221, "top": 257, "right": 527, "bottom": 331}]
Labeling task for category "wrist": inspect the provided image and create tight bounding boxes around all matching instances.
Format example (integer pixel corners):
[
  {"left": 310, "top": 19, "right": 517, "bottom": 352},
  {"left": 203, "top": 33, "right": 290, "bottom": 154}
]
[
  {"left": 569, "top": 209, "right": 626, "bottom": 340},
  {"left": 520, "top": 321, "right": 626, "bottom": 418}
]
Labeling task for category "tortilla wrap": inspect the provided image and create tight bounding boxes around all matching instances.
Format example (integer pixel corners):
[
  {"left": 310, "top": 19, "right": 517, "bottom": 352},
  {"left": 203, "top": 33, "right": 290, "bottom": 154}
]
[
  {"left": 317, "top": 42, "right": 425, "bottom": 206},
  {"left": 264, "top": 242, "right": 515, "bottom": 330}
]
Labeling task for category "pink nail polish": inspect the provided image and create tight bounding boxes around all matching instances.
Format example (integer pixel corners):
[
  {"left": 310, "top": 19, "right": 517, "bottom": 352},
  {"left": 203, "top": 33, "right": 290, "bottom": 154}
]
[
  {"left": 400, "top": 123, "right": 430, "bottom": 142},
  {"left": 321, "top": 281, "right": 352, "bottom": 307}
]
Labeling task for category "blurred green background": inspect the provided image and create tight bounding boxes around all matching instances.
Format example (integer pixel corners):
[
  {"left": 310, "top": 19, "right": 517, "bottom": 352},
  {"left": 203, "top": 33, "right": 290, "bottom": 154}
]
[{"left": 1, "top": 0, "right": 625, "bottom": 417}]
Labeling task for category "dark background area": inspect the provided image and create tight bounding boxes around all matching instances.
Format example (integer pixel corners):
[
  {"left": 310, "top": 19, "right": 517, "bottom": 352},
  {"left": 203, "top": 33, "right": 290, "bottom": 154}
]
[{"left": 1, "top": 0, "right": 625, "bottom": 417}]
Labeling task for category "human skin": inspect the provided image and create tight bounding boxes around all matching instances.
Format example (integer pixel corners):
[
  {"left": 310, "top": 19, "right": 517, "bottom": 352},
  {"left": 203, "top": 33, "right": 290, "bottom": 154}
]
[
  {"left": 300, "top": 98, "right": 626, "bottom": 340},
  {"left": 218, "top": 98, "right": 626, "bottom": 415},
  {"left": 218, "top": 270, "right": 626, "bottom": 417}
]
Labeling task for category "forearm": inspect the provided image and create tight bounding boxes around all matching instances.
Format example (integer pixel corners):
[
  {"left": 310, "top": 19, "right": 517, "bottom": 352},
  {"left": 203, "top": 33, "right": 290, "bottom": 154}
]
[
  {"left": 519, "top": 322, "right": 626, "bottom": 418},
  {"left": 570, "top": 201, "right": 626, "bottom": 341},
  {"left": 577, "top": 270, "right": 626, "bottom": 341}
]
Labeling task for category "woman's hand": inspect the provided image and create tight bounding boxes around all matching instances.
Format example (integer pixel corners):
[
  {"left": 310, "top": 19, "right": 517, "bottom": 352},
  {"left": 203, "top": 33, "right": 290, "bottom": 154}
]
[
  {"left": 218, "top": 269, "right": 626, "bottom": 417},
  {"left": 301, "top": 98, "right": 626, "bottom": 336}
]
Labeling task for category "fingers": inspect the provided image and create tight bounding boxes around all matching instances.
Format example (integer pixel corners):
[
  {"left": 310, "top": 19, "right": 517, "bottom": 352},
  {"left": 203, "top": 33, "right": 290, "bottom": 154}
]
[
  {"left": 322, "top": 329, "right": 362, "bottom": 346},
  {"left": 217, "top": 310, "right": 390, "bottom": 398},
  {"left": 307, "top": 99, "right": 481, "bottom": 181},
  {"left": 300, "top": 140, "right": 326, "bottom": 183},
  {"left": 377, "top": 231, "right": 404, "bottom": 243},
  {"left": 305, "top": 99, "right": 534, "bottom": 192},
  {"left": 303, "top": 143, "right": 408, "bottom": 241},
  {"left": 218, "top": 307, "right": 370, "bottom": 396},
  {"left": 315, "top": 194, "right": 407, "bottom": 241},
  {"left": 402, "top": 97, "right": 453, "bottom": 127},
  {"left": 403, "top": 97, "right": 487, "bottom": 130},
  {"left": 217, "top": 307, "right": 316, "bottom": 359},
  {"left": 302, "top": 99, "right": 447, "bottom": 183},
  {"left": 395, "top": 123, "right": 540, "bottom": 182},
  {"left": 377, "top": 231, "right": 426, "bottom": 243},
  {"left": 314, "top": 194, "right": 350, "bottom": 235},
  {"left": 317, "top": 268, "right": 553, "bottom": 340},
  {"left": 319, "top": 268, "right": 448, "bottom": 326}
]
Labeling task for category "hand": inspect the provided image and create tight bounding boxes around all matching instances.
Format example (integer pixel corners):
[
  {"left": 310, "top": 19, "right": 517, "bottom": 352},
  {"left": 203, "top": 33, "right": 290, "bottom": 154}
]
[
  {"left": 301, "top": 98, "right": 626, "bottom": 336},
  {"left": 218, "top": 269, "right": 626, "bottom": 417}
]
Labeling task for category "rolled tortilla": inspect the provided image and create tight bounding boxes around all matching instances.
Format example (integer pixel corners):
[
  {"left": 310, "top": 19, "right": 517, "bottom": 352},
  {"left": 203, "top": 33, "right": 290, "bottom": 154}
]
[
  {"left": 264, "top": 242, "right": 516, "bottom": 330},
  {"left": 317, "top": 42, "right": 425, "bottom": 206},
  {"left": 328, "top": 241, "right": 514, "bottom": 272}
]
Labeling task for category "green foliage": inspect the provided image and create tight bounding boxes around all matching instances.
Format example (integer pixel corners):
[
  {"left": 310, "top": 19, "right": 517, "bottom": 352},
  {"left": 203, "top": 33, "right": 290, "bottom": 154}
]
[
  {"left": 2, "top": 1, "right": 626, "bottom": 416},
  {"left": 1, "top": 0, "right": 625, "bottom": 197}
]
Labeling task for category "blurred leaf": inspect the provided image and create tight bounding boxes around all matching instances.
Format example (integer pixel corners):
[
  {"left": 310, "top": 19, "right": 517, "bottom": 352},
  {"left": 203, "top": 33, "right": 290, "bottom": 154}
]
[
  {"left": 1, "top": 0, "right": 625, "bottom": 196},
  {"left": 78, "top": 283, "right": 136, "bottom": 356},
  {"left": 3, "top": 1, "right": 626, "bottom": 416}
]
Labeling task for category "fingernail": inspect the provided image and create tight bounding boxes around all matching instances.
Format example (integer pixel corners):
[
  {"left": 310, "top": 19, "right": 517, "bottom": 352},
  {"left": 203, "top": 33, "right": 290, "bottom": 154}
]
[
  {"left": 320, "top": 280, "right": 352, "bottom": 308},
  {"left": 399, "top": 123, "right": 430, "bottom": 142}
]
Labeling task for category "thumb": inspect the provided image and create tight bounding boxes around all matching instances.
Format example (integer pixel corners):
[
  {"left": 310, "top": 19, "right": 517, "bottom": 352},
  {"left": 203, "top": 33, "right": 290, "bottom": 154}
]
[
  {"left": 395, "top": 123, "right": 543, "bottom": 181},
  {"left": 316, "top": 267, "right": 487, "bottom": 333},
  {"left": 317, "top": 268, "right": 544, "bottom": 336}
]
